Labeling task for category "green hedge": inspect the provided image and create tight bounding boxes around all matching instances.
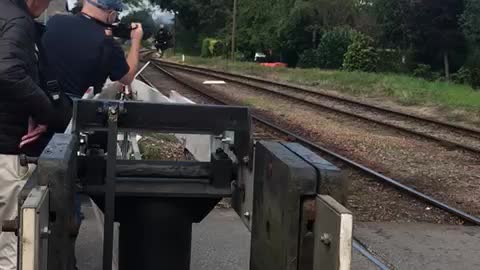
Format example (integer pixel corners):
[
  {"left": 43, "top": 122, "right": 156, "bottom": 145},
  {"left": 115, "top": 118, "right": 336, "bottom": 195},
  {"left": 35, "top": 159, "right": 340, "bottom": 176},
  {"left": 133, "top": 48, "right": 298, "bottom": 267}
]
[
  {"left": 201, "top": 38, "right": 225, "bottom": 58},
  {"left": 297, "top": 49, "right": 318, "bottom": 68},
  {"left": 201, "top": 39, "right": 211, "bottom": 58},
  {"left": 343, "top": 33, "right": 379, "bottom": 72},
  {"left": 317, "top": 28, "right": 355, "bottom": 69},
  {"left": 298, "top": 28, "right": 355, "bottom": 69},
  {"left": 466, "top": 48, "right": 480, "bottom": 89}
]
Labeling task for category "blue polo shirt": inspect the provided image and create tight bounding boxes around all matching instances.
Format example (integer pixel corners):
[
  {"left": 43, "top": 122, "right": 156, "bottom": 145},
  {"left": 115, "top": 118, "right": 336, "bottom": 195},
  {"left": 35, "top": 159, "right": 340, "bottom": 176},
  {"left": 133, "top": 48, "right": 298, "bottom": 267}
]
[{"left": 42, "top": 14, "right": 129, "bottom": 98}]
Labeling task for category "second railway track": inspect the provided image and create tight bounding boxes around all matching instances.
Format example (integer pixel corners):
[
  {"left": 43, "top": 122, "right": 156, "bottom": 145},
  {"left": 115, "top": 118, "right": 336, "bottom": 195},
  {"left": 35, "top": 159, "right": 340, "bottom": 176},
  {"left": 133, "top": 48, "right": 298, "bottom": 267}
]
[
  {"left": 139, "top": 62, "right": 480, "bottom": 269},
  {"left": 139, "top": 60, "right": 480, "bottom": 268},
  {"left": 155, "top": 59, "right": 480, "bottom": 155},
  {"left": 138, "top": 60, "right": 480, "bottom": 227}
]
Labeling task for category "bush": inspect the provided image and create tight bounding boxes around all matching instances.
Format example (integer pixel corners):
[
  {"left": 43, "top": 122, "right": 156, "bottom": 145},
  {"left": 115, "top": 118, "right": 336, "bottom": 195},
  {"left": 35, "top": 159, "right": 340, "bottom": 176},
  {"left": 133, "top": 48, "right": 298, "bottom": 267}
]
[
  {"left": 471, "top": 67, "right": 480, "bottom": 89},
  {"left": 298, "top": 28, "right": 355, "bottom": 69},
  {"left": 298, "top": 49, "right": 319, "bottom": 68},
  {"left": 201, "top": 38, "right": 226, "bottom": 58},
  {"left": 376, "top": 49, "right": 415, "bottom": 73},
  {"left": 412, "top": 64, "right": 442, "bottom": 81},
  {"left": 343, "top": 33, "right": 379, "bottom": 72},
  {"left": 317, "top": 28, "right": 355, "bottom": 69},
  {"left": 412, "top": 64, "right": 432, "bottom": 78},
  {"left": 201, "top": 39, "right": 211, "bottom": 58},
  {"left": 212, "top": 41, "right": 225, "bottom": 57},
  {"left": 465, "top": 48, "right": 480, "bottom": 89},
  {"left": 451, "top": 67, "right": 472, "bottom": 84}
]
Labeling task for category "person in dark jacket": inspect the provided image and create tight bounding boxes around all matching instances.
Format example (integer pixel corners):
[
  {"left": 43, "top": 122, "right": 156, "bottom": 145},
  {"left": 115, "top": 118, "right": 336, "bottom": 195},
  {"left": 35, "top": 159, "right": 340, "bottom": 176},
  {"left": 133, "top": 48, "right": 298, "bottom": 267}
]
[{"left": 0, "top": 0, "right": 53, "bottom": 268}]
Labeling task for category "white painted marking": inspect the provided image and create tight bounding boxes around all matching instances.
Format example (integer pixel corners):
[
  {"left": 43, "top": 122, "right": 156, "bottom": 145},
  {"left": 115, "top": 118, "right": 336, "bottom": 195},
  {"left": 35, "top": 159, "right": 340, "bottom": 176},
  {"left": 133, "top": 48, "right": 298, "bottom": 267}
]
[
  {"left": 203, "top": 80, "right": 226, "bottom": 85},
  {"left": 135, "top": 62, "right": 151, "bottom": 79}
]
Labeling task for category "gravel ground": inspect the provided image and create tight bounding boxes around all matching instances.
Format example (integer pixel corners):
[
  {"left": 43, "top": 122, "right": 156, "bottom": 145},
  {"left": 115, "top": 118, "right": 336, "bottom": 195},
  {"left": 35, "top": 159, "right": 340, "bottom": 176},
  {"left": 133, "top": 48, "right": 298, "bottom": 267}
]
[
  {"left": 162, "top": 64, "right": 480, "bottom": 153},
  {"left": 139, "top": 133, "right": 187, "bottom": 161},
  {"left": 268, "top": 75, "right": 480, "bottom": 129},
  {"left": 162, "top": 58, "right": 480, "bottom": 128},
  {"left": 212, "top": 67, "right": 480, "bottom": 150},
  {"left": 160, "top": 69, "right": 480, "bottom": 223}
]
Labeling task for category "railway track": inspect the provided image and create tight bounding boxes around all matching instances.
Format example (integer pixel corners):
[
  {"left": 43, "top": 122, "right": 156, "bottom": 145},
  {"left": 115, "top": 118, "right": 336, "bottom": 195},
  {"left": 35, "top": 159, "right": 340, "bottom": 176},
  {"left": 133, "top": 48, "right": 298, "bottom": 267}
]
[
  {"left": 138, "top": 61, "right": 480, "bottom": 227},
  {"left": 154, "top": 59, "right": 480, "bottom": 155},
  {"left": 139, "top": 61, "right": 480, "bottom": 270},
  {"left": 138, "top": 71, "right": 283, "bottom": 144},
  {"left": 138, "top": 65, "right": 395, "bottom": 269},
  {"left": 139, "top": 52, "right": 480, "bottom": 270}
]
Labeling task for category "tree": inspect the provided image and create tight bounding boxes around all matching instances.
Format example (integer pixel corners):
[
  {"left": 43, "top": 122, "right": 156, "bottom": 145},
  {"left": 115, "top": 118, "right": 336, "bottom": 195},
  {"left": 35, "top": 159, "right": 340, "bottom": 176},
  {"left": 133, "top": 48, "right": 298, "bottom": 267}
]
[
  {"left": 317, "top": 27, "right": 355, "bottom": 69},
  {"left": 316, "top": 0, "right": 358, "bottom": 29},
  {"left": 297, "top": 27, "right": 356, "bottom": 69},
  {"left": 343, "top": 32, "right": 379, "bottom": 72},
  {"left": 408, "top": 0, "right": 466, "bottom": 80},
  {"left": 461, "top": 0, "right": 480, "bottom": 88},
  {"left": 285, "top": 0, "right": 358, "bottom": 49},
  {"left": 462, "top": 0, "right": 480, "bottom": 43},
  {"left": 374, "top": 0, "right": 411, "bottom": 49},
  {"left": 236, "top": 0, "right": 361, "bottom": 66},
  {"left": 236, "top": 0, "right": 291, "bottom": 59},
  {"left": 277, "top": 0, "right": 316, "bottom": 62}
]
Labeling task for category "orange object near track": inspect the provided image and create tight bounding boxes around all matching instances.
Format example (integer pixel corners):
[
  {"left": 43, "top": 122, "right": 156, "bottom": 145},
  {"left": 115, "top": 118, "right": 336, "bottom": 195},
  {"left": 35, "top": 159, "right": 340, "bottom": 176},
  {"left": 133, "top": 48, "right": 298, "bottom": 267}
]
[{"left": 259, "top": 62, "right": 287, "bottom": 68}]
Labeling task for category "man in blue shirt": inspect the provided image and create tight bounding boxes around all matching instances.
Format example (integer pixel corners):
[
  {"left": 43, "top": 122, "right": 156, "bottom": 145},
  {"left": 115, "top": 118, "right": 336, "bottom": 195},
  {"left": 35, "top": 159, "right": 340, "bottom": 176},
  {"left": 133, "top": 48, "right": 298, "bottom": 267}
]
[
  {"left": 41, "top": 1, "right": 143, "bottom": 266},
  {"left": 42, "top": 0, "right": 143, "bottom": 100}
]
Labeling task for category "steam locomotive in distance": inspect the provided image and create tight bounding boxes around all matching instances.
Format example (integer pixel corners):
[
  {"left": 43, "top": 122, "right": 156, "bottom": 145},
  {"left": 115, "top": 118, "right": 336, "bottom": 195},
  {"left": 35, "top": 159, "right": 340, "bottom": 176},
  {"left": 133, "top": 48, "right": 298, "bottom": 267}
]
[{"left": 154, "top": 25, "right": 173, "bottom": 57}]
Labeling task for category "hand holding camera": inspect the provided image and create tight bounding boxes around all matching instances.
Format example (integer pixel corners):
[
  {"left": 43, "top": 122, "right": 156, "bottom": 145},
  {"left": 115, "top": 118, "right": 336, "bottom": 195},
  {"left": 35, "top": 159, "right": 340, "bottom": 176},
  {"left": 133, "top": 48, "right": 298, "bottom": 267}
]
[
  {"left": 130, "top": 23, "right": 143, "bottom": 42},
  {"left": 111, "top": 22, "right": 143, "bottom": 41}
]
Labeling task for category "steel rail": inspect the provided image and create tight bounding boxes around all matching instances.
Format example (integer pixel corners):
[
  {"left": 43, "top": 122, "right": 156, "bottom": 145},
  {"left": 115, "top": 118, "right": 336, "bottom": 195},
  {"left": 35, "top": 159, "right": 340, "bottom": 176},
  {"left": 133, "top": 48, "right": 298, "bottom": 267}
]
[
  {"left": 146, "top": 61, "right": 480, "bottom": 226},
  {"left": 141, "top": 64, "right": 396, "bottom": 269},
  {"left": 137, "top": 73, "right": 155, "bottom": 87},
  {"left": 156, "top": 60, "right": 480, "bottom": 155},
  {"left": 156, "top": 58, "right": 480, "bottom": 136},
  {"left": 353, "top": 239, "right": 392, "bottom": 270},
  {"left": 141, "top": 61, "right": 480, "bottom": 267}
]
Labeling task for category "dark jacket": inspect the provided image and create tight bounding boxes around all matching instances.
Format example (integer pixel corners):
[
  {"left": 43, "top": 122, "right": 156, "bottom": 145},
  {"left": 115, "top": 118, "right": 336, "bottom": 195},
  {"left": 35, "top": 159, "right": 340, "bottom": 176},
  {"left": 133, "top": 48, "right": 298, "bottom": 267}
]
[{"left": 0, "top": 0, "right": 53, "bottom": 155}]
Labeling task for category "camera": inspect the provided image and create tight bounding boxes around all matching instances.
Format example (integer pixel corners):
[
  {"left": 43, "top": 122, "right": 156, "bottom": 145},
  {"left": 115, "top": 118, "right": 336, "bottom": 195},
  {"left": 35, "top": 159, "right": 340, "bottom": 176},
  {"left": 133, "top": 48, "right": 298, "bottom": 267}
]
[{"left": 111, "top": 23, "right": 137, "bottom": 40}]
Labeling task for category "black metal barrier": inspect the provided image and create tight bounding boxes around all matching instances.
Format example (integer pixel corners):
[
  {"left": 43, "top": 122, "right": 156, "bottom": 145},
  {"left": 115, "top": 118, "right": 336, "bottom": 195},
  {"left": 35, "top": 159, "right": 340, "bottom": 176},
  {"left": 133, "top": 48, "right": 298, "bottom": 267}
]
[
  {"left": 18, "top": 134, "right": 78, "bottom": 270},
  {"left": 251, "top": 141, "right": 347, "bottom": 270},
  {"left": 19, "top": 99, "right": 251, "bottom": 270},
  {"left": 17, "top": 99, "right": 351, "bottom": 270},
  {"left": 78, "top": 100, "right": 251, "bottom": 270}
]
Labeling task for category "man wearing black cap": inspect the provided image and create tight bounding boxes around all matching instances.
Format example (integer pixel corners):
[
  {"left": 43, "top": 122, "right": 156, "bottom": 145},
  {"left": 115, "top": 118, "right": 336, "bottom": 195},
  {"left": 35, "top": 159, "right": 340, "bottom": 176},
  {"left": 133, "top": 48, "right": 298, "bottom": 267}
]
[{"left": 42, "top": 0, "right": 143, "bottom": 103}]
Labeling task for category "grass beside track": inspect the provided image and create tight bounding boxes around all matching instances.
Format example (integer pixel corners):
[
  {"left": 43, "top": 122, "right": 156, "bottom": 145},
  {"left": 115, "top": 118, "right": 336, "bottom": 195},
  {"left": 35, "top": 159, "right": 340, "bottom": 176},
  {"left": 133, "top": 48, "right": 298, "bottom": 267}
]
[{"left": 165, "top": 55, "right": 480, "bottom": 125}]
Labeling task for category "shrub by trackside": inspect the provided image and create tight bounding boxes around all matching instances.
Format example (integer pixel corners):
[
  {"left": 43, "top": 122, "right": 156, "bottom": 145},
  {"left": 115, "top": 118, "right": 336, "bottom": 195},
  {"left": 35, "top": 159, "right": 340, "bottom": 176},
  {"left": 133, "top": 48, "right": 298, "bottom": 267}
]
[
  {"left": 317, "top": 27, "right": 355, "bottom": 69},
  {"left": 343, "top": 33, "right": 379, "bottom": 72},
  {"left": 201, "top": 38, "right": 226, "bottom": 58}
]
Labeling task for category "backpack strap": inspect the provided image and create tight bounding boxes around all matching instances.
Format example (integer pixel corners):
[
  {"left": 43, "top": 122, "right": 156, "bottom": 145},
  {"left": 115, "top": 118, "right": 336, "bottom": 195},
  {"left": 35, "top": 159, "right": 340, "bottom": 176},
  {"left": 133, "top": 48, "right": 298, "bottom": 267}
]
[{"left": 36, "top": 23, "right": 65, "bottom": 103}]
